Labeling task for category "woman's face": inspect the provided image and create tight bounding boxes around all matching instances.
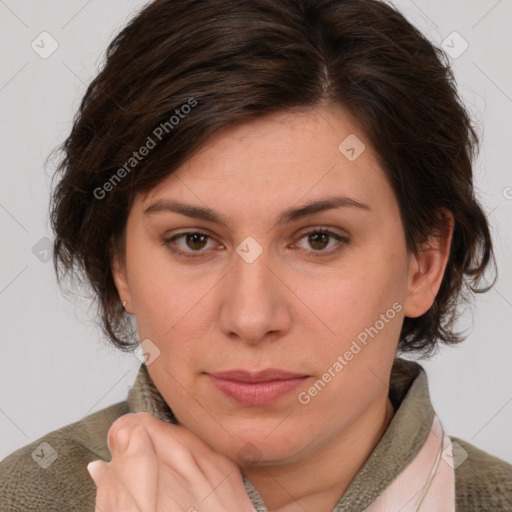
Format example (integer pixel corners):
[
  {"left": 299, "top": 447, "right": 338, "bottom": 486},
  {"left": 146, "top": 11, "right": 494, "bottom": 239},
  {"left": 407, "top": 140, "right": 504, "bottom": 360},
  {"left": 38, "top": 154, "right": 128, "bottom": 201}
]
[{"left": 113, "top": 103, "right": 445, "bottom": 466}]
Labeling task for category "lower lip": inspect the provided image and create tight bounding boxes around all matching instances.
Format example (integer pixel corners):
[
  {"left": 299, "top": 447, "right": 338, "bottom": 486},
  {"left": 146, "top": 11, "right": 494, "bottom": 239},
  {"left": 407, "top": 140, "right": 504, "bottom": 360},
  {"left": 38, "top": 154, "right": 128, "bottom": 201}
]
[{"left": 207, "top": 375, "right": 308, "bottom": 406}]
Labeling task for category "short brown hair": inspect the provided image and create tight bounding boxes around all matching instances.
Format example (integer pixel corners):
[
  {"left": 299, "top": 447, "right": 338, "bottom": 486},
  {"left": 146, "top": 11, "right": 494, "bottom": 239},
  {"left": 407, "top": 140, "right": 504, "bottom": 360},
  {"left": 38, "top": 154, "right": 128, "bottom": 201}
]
[{"left": 49, "top": 0, "right": 496, "bottom": 357}]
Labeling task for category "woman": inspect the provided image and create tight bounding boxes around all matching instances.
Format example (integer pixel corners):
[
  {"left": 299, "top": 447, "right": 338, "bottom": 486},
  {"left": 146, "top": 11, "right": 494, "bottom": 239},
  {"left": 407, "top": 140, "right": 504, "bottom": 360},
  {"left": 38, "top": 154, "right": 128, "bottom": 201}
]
[{"left": 1, "top": 0, "right": 511, "bottom": 510}]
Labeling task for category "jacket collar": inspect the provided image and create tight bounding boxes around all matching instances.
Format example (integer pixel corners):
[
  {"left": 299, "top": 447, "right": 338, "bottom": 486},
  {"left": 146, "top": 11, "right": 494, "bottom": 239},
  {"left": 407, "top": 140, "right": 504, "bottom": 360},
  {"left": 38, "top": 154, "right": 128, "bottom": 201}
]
[
  {"left": 127, "top": 357, "right": 434, "bottom": 511},
  {"left": 329, "top": 358, "right": 435, "bottom": 511}
]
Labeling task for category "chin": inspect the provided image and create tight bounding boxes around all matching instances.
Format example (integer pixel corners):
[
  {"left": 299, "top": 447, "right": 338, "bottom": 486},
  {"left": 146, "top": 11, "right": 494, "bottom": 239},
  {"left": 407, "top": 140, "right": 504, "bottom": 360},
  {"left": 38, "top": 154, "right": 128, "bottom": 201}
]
[{"left": 218, "top": 432, "right": 308, "bottom": 468}]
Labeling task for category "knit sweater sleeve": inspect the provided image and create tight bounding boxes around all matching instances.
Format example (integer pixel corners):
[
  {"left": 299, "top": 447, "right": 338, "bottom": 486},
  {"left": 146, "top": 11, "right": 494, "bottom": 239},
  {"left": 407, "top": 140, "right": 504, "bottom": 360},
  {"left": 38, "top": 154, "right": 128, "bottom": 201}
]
[
  {"left": 0, "top": 401, "right": 129, "bottom": 512},
  {"left": 451, "top": 436, "right": 512, "bottom": 511}
]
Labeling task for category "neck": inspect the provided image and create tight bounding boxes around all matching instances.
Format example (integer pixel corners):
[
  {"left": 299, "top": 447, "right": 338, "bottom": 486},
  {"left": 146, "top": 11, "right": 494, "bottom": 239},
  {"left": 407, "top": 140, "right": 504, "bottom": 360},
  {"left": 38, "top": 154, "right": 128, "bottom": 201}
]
[{"left": 242, "top": 393, "right": 395, "bottom": 512}]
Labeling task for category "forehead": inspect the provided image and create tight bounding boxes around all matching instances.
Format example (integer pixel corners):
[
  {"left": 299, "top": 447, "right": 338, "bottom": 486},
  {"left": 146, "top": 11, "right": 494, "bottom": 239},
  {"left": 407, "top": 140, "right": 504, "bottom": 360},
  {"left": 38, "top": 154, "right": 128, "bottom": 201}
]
[{"left": 138, "top": 104, "right": 394, "bottom": 218}]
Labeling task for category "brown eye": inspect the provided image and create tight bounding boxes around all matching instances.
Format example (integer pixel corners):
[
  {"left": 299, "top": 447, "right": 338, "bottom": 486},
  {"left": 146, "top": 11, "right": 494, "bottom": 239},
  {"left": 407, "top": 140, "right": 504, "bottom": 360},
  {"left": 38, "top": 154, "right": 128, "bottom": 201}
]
[
  {"left": 162, "top": 230, "right": 222, "bottom": 258},
  {"left": 307, "top": 232, "right": 330, "bottom": 251},
  {"left": 185, "top": 233, "right": 208, "bottom": 250},
  {"left": 294, "top": 228, "right": 349, "bottom": 257}
]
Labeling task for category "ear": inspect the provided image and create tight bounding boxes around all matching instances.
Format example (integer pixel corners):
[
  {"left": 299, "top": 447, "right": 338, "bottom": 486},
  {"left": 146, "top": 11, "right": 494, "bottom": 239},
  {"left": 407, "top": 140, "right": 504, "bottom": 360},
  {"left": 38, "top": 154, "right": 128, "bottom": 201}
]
[
  {"left": 402, "top": 208, "right": 454, "bottom": 318},
  {"left": 111, "top": 244, "right": 132, "bottom": 314}
]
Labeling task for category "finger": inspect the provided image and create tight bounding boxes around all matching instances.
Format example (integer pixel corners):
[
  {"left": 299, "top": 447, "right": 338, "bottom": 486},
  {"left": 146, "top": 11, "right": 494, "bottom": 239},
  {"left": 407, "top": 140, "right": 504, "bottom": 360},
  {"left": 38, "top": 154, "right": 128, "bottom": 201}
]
[
  {"left": 136, "top": 413, "right": 242, "bottom": 487},
  {"left": 139, "top": 420, "right": 244, "bottom": 507},
  {"left": 120, "top": 414, "right": 254, "bottom": 511},
  {"left": 127, "top": 413, "right": 213, "bottom": 457},
  {"left": 117, "top": 416, "right": 219, "bottom": 505},
  {"left": 109, "top": 424, "right": 159, "bottom": 512},
  {"left": 93, "top": 466, "right": 144, "bottom": 512},
  {"left": 114, "top": 414, "right": 207, "bottom": 481},
  {"left": 166, "top": 426, "right": 243, "bottom": 486},
  {"left": 133, "top": 413, "right": 224, "bottom": 470},
  {"left": 87, "top": 460, "right": 108, "bottom": 486},
  {"left": 107, "top": 413, "right": 136, "bottom": 457}
]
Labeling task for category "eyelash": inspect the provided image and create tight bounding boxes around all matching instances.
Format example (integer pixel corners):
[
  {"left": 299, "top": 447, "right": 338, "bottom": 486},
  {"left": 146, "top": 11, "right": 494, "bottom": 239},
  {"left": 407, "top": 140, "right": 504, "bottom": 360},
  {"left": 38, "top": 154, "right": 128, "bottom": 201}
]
[{"left": 161, "top": 228, "right": 350, "bottom": 260}]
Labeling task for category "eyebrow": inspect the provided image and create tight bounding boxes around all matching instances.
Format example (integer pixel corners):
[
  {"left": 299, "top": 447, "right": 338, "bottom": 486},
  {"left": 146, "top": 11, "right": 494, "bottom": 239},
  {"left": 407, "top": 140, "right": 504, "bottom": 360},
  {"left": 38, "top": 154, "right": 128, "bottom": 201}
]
[{"left": 143, "top": 194, "right": 371, "bottom": 228}]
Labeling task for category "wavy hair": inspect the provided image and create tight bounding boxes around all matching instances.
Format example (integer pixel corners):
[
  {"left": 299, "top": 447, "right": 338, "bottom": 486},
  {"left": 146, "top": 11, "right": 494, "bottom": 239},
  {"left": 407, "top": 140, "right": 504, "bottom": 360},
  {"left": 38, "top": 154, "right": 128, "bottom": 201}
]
[{"left": 49, "top": 0, "right": 496, "bottom": 357}]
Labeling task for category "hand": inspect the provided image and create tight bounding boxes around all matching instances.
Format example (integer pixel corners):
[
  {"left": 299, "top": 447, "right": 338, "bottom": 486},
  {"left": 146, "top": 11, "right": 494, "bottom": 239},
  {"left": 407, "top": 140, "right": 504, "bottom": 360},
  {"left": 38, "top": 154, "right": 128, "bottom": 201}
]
[{"left": 87, "top": 412, "right": 256, "bottom": 512}]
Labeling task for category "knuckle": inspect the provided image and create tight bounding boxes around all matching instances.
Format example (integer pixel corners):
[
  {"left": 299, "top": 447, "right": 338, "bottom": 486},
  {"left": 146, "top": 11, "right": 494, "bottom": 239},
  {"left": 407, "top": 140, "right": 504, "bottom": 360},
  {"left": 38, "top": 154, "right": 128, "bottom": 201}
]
[
  {"left": 108, "top": 414, "right": 137, "bottom": 452},
  {"left": 110, "top": 413, "right": 136, "bottom": 432},
  {"left": 107, "top": 413, "right": 159, "bottom": 455}
]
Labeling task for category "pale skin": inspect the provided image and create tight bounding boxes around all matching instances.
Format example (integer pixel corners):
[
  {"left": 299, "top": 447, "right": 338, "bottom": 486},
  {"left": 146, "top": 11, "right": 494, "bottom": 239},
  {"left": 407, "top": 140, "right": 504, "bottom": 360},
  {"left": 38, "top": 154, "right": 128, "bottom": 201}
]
[{"left": 87, "top": 102, "right": 454, "bottom": 511}]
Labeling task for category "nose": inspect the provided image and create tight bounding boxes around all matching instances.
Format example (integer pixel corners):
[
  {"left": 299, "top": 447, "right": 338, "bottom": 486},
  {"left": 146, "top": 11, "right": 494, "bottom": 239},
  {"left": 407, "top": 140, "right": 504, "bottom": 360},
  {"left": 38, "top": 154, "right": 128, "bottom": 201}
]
[{"left": 217, "top": 238, "right": 292, "bottom": 345}]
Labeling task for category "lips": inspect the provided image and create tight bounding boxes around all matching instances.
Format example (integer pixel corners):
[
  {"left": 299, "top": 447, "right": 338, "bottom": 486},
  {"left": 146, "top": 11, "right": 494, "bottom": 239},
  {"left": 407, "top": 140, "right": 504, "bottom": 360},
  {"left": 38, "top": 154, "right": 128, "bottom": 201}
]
[
  {"left": 206, "top": 369, "right": 309, "bottom": 405},
  {"left": 208, "top": 368, "right": 308, "bottom": 383}
]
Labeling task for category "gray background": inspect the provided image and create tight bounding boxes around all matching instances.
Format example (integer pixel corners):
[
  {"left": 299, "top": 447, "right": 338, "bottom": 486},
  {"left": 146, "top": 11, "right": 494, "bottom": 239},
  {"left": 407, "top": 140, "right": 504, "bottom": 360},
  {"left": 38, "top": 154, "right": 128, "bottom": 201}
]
[{"left": 1, "top": 0, "right": 511, "bottom": 464}]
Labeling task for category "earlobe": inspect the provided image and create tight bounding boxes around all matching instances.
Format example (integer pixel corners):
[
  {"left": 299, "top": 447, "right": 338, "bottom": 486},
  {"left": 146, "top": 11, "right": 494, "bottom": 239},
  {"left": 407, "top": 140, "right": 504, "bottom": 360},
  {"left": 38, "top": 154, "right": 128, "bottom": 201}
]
[
  {"left": 402, "top": 209, "right": 454, "bottom": 318},
  {"left": 111, "top": 251, "right": 132, "bottom": 314}
]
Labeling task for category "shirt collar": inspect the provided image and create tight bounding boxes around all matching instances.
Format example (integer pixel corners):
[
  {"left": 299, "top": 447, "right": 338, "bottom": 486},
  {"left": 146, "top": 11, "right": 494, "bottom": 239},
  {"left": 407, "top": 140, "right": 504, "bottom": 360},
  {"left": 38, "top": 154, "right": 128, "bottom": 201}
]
[{"left": 127, "top": 357, "right": 434, "bottom": 512}]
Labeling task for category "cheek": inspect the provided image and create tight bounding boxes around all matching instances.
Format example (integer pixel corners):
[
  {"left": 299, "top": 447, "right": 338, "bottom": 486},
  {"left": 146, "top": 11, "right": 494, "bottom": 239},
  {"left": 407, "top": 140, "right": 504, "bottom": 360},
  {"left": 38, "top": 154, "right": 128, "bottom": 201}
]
[
  {"left": 293, "top": 254, "right": 406, "bottom": 372},
  {"left": 127, "top": 248, "right": 211, "bottom": 340},
  {"left": 296, "top": 260, "right": 403, "bottom": 340}
]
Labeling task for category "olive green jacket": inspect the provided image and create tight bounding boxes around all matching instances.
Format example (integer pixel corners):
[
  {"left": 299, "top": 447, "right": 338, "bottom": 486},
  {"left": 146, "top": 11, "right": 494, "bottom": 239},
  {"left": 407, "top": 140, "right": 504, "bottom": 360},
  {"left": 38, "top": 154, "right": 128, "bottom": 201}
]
[{"left": 1, "top": 358, "right": 511, "bottom": 511}]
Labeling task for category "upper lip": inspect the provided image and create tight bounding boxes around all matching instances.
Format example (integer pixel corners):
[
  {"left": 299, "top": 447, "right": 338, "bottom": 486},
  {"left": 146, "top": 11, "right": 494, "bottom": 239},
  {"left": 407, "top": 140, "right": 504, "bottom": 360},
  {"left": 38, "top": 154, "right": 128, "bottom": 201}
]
[{"left": 207, "top": 369, "right": 308, "bottom": 383}]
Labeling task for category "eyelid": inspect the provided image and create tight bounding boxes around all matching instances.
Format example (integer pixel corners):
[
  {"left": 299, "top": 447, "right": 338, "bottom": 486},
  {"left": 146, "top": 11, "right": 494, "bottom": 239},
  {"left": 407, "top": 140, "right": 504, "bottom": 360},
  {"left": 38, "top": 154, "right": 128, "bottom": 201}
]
[
  {"left": 161, "top": 226, "right": 349, "bottom": 259},
  {"left": 161, "top": 229, "right": 222, "bottom": 259},
  {"left": 292, "top": 227, "right": 349, "bottom": 258}
]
